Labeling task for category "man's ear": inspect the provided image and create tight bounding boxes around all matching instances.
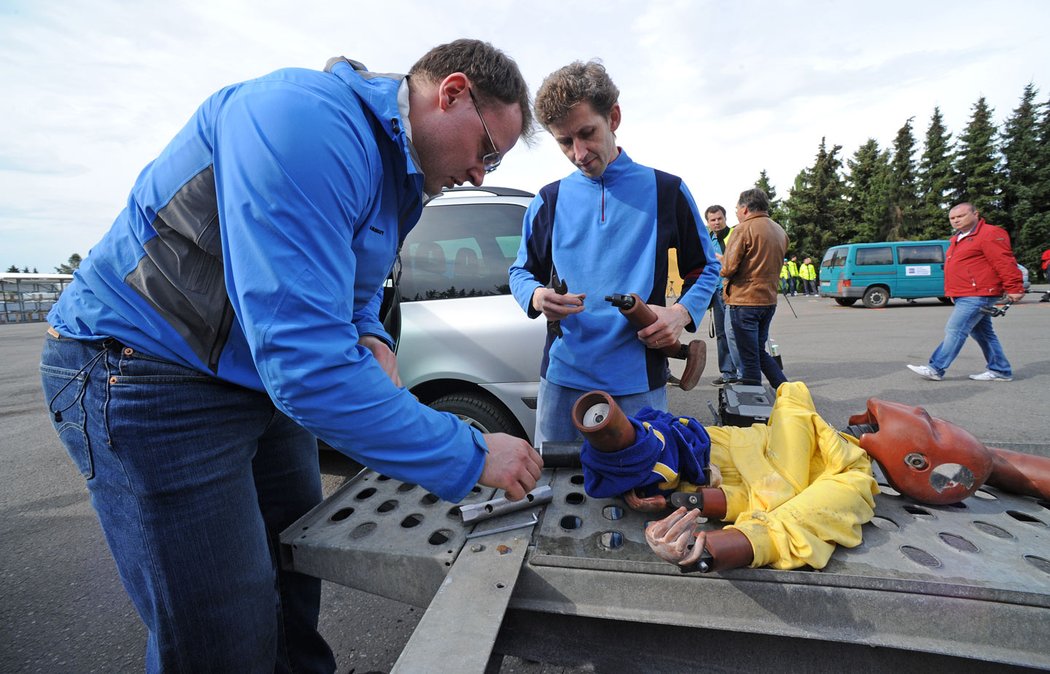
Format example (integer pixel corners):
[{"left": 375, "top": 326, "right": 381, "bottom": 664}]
[
  {"left": 608, "top": 103, "right": 622, "bottom": 133},
  {"left": 437, "top": 72, "right": 470, "bottom": 111}
]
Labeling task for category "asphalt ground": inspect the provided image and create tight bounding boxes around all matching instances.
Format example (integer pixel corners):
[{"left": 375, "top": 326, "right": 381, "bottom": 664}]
[{"left": 1, "top": 288, "right": 1047, "bottom": 673}]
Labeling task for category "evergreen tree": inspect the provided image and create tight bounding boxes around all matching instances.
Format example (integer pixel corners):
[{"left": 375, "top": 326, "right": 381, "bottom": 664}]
[
  {"left": 917, "top": 107, "right": 955, "bottom": 240},
  {"left": 1016, "top": 92, "right": 1050, "bottom": 278},
  {"left": 783, "top": 137, "right": 848, "bottom": 257},
  {"left": 953, "top": 96, "right": 1003, "bottom": 225},
  {"left": 844, "top": 138, "right": 892, "bottom": 242},
  {"left": 1001, "top": 83, "right": 1046, "bottom": 272},
  {"left": 54, "top": 253, "right": 82, "bottom": 275},
  {"left": 754, "top": 169, "right": 784, "bottom": 223},
  {"left": 5, "top": 265, "right": 20, "bottom": 273},
  {"left": 889, "top": 117, "right": 921, "bottom": 239}
]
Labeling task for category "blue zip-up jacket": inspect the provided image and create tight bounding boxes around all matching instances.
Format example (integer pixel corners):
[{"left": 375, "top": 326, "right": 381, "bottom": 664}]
[
  {"left": 47, "top": 59, "right": 488, "bottom": 501},
  {"left": 509, "top": 151, "right": 720, "bottom": 395}
]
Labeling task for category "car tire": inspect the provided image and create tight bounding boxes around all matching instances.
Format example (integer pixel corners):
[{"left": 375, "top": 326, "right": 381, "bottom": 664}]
[
  {"left": 862, "top": 286, "right": 889, "bottom": 309},
  {"left": 938, "top": 297, "right": 953, "bottom": 305},
  {"left": 431, "top": 393, "right": 525, "bottom": 439},
  {"left": 834, "top": 297, "right": 859, "bottom": 307}
]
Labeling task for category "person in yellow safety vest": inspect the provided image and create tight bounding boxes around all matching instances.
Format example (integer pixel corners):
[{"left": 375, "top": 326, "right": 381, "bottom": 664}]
[
  {"left": 779, "top": 259, "right": 790, "bottom": 294},
  {"left": 799, "top": 256, "right": 818, "bottom": 296},
  {"left": 787, "top": 255, "right": 800, "bottom": 296}
]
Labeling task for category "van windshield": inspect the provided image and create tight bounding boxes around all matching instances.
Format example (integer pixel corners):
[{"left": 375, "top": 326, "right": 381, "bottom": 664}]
[{"left": 821, "top": 248, "right": 847, "bottom": 268}]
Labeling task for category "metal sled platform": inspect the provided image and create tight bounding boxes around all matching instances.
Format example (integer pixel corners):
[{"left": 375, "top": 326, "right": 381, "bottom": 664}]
[{"left": 280, "top": 464, "right": 1050, "bottom": 672}]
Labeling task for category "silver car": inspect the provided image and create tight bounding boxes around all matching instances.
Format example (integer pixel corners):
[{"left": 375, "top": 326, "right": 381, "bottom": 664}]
[{"left": 388, "top": 186, "right": 545, "bottom": 443}]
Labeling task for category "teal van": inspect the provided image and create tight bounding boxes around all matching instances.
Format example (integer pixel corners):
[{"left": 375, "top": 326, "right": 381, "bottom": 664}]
[{"left": 819, "top": 240, "right": 951, "bottom": 308}]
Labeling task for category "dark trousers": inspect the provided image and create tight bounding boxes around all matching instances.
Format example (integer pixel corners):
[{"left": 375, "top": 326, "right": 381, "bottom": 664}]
[{"left": 728, "top": 304, "right": 787, "bottom": 388}]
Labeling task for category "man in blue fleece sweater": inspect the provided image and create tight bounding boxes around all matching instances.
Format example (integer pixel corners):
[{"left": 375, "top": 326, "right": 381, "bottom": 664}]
[
  {"left": 41, "top": 39, "right": 542, "bottom": 672},
  {"left": 509, "top": 61, "right": 720, "bottom": 444}
]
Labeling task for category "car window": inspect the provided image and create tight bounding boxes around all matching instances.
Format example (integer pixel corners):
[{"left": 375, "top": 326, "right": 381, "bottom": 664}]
[
  {"left": 855, "top": 247, "right": 893, "bottom": 266},
  {"left": 821, "top": 248, "right": 848, "bottom": 268},
  {"left": 898, "top": 245, "right": 944, "bottom": 264},
  {"left": 399, "top": 203, "right": 525, "bottom": 301}
]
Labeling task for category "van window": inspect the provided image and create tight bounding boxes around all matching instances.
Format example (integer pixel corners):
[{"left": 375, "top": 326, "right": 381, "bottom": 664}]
[
  {"left": 855, "top": 247, "right": 893, "bottom": 266},
  {"left": 898, "top": 245, "right": 944, "bottom": 264},
  {"left": 821, "top": 247, "right": 848, "bottom": 268},
  {"left": 399, "top": 203, "right": 525, "bottom": 301}
]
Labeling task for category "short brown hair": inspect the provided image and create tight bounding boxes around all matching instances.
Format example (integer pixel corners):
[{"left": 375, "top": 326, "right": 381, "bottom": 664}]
[
  {"left": 409, "top": 39, "right": 534, "bottom": 143},
  {"left": 534, "top": 60, "right": 619, "bottom": 128}
]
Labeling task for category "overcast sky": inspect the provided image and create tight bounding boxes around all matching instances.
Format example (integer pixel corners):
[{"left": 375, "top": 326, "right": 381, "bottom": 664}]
[{"left": 2, "top": 0, "right": 1049, "bottom": 272}]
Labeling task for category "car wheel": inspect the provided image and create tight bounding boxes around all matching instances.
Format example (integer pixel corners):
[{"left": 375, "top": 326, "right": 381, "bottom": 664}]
[
  {"left": 431, "top": 393, "right": 524, "bottom": 438},
  {"left": 938, "top": 297, "right": 953, "bottom": 305},
  {"left": 862, "top": 286, "right": 889, "bottom": 309},
  {"left": 834, "top": 297, "right": 858, "bottom": 307}
]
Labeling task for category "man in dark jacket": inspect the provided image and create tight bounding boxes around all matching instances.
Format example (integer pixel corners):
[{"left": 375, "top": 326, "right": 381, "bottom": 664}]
[
  {"left": 907, "top": 202, "right": 1025, "bottom": 382},
  {"left": 721, "top": 188, "right": 789, "bottom": 388}
]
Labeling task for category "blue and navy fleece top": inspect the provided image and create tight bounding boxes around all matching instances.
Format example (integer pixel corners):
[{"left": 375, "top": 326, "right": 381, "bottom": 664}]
[{"left": 509, "top": 150, "right": 720, "bottom": 395}]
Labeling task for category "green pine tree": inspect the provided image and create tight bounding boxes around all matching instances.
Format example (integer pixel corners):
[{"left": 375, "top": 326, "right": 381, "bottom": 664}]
[
  {"left": 953, "top": 96, "right": 1003, "bottom": 224},
  {"left": 917, "top": 107, "right": 955, "bottom": 240},
  {"left": 54, "top": 253, "right": 83, "bottom": 275},
  {"left": 754, "top": 169, "right": 784, "bottom": 223},
  {"left": 783, "top": 138, "right": 848, "bottom": 257},
  {"left": 1016, "top": 92, "right": 1050, "bottom": 278},
  {"left": 889, "top": 117, "right": 921, "bottom": 239},
  {"left": 844, "top": 138, "right": 892, "bottom": 242},
  {"left": 1001, "top": 83, "right": 1045, "bottom": 273}
]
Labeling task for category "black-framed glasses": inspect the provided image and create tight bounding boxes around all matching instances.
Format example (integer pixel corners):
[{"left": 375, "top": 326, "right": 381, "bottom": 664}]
[{"left": 468, "top": 88, "right": 501, "bottom": 173}]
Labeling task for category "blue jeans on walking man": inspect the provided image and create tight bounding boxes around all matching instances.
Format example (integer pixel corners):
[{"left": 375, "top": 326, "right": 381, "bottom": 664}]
[
  {"left": 927, "top": 295, "right": 1012, "bottom": 377},
  {"left": 728, "top": 304, "right": 787, "bottom": 389},
  {"left": 41, "top": 334, "right": 336, "bottom": 673}
]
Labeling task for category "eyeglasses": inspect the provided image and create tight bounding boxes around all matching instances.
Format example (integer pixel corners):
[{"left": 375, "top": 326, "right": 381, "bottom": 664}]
[{"left": 468, "top": 88, "right": 501, "bottom": 173}]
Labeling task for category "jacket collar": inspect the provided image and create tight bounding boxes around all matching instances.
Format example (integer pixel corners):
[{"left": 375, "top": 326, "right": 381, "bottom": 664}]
[
  {"left": 578, "top": 147, "right": 632, "bottom": 183},
  {"left": 324, "top": 57, "right": 422, "bottom": 178},
  {"left": 954, "top": 217, "right": 985, "bottom": 242}
]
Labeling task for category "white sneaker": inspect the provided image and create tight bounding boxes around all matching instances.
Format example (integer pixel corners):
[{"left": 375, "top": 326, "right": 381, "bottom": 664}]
[
  {"left": 968, "top": 371, "right": 1013, "bottom": 382},
  {"left": 907, "top": 364, "right": 943, "bottom": 381}
]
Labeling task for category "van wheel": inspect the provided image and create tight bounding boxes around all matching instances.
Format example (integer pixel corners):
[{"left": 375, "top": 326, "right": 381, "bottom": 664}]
[
  {"left": 431, "top": 393, "right": 525, "bottom": 439},
  {"left": 834, "top": 298, "right": 858, "bottom": 307},
  {"left": 938, "top": 297, "right": 953, "bottom": 305},
  {"left": 862, "top": 286, "right": 889, "bottom": 308}
]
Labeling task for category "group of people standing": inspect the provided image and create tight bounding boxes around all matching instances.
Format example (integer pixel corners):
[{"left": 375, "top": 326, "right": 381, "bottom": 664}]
[{"left": 780, "top": 255, "right": 818, "bottom": 296}]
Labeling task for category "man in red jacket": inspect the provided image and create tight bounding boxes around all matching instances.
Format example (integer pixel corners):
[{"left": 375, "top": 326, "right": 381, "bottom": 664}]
[{"left": 907, "top": 203, "right": 1025, "bottom": 382}]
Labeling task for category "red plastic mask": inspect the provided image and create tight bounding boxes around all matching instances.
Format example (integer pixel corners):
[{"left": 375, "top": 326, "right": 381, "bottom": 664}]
[{"left": 848, "top": 398, "right": 994, "bottom": 505}]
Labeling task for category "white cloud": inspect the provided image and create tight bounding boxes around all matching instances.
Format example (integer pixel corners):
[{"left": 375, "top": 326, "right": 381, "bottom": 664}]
[{"left": 2, "top": 0, "right": 1049, "bottom": 270}]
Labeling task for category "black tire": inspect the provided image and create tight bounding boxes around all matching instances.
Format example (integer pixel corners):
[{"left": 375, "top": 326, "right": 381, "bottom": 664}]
[
  {"left": 430, "top": 392, "right": 524, "bottom": 438},
  {"left": 862, "top": 286, "right": 889, "bottom": 309},
  {"left": 938, "top": 296, "right": 953, "bottom": 305},
  {"left": 834, "top": 297, "right": 859, "bottom": 307}
]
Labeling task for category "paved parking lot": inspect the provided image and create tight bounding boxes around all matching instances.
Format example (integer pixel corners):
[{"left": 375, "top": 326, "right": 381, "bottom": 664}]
[{"left": 1, "top": 290, "right": 1046, "bottom": 672}]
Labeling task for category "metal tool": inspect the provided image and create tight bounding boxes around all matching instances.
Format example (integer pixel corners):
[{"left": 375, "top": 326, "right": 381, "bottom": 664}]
[
  {"left": 464, "top": 513, "right": 539, "bottom": 540},
  {"left": 459, "top": 485, "right": 553, "bottom": 524},
  {"left": 979, "top": 300, "right": 1013, "bottom": 317}
]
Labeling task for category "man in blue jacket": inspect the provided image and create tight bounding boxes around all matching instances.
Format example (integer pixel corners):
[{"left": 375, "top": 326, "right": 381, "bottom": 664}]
[
  {"left": 509, "top": 61, "right": 720, "bottom": 444},
  {"left": 40, "top": 39, "right": 542, "bottom": 672}
]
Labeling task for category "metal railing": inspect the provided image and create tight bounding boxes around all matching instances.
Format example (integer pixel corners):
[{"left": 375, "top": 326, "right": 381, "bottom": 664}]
[{"left": 1, "top": 274, "right": 73, "bottom": 323}]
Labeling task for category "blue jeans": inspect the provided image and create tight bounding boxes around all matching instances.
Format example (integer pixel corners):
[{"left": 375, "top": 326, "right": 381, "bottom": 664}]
[
  {"left": 928, "top": 296, "right": 1012, "bottom": 376},
  {"left": 535, "top": 377, "right": 668, "bottom": 445},
  {"left": 728, "top": 304, "right": 787, "bottom": 388},
  {"left": 40, "top": 334, "right": 335, "bottom": 673},
  {"left": 711, "top": 291, "right": 741, "bottom": 378}
]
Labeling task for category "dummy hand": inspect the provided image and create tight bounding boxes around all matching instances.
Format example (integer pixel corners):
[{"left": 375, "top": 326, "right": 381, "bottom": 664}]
[
  {"left": 624, "top": 490, "right": 669, "bottom": 512},
  {"left": 644, "top": 506, "right": 708, "bottom": 567},
  {"left": 479, "top": 433, "right": 544, "bottom": 501},
  {"left": 637, "top": 303, "right": 691, "bottom": 350},
  {"left": 359, "top": 335, "right": 401, "bottom": 387},
  {"left": 532, "top": 287, "right": 586, "bottom": 321}
]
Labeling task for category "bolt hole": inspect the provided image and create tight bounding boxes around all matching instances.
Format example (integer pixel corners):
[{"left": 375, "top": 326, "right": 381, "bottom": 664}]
[
  {"left": 1007, "top": 510, "right": 1046, "bottom": 527},
  {"left": 566, "top": 492, "right": 585, "bottom": 505},
  {"left": 428, "top": 529, "right": 452, "bottom": 545},
  {"left": 869, "top": 516, "right": 898, "bottom": 531},
  {"left": 376, "top": 500, "right": 398, "bottom": 514},
  {"left": 377, "top": 475, "right": 391, "bottom": 482},
  {"left": 329, "top": 508, "right": 355, "bottom": 522},
  {"left": 973, "top": 489, "right": 997, "bottom": 500},
  {"left": 401, "top": 514, "right": 424, "bottom": 528},
  {"left": 560, "top": 515, "right": 582, "bottom": 530},
  {"left": 350, "top": 522, "right": 377, "bottom": 540},
  {"left": 421, "top": 493, "right": 440, "bottom": 506},
  {"left": 570, "top": 474, "right": 585, "bottom": 485},
  {"left": 599, "top": 531, "right": 624, "bottom": 550},
  {"left": 904, "top": 505, "right": 933, "bottom": 519},
  {"left": 397, "top": 483, "right": 417, "bottom": 493},
  {"left": 603, "top": 506, "right": 624, "bottom": 521},
  {"left": 355, "top": 487, "right": 377, "bottom": 501}
]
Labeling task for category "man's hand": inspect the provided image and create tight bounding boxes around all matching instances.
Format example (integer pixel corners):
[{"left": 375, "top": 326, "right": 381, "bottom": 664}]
[
  {"left": 644, "top": 506, "right": 707, "bottom": 566},
  {"left": 1007, "top": 293, "right": 1025, "bottom": 303},
  {"left": 637, "top": 303, "right": 691, "bottom": 350},
  {"left": 479, "top": 433, "right": 544, "bottom": 501},
  {"left": 359, "top": 335, "right": 401, "bottom": 387},
  {"left": 532, "top": 287, "right": 586, "bottom": 321}
]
